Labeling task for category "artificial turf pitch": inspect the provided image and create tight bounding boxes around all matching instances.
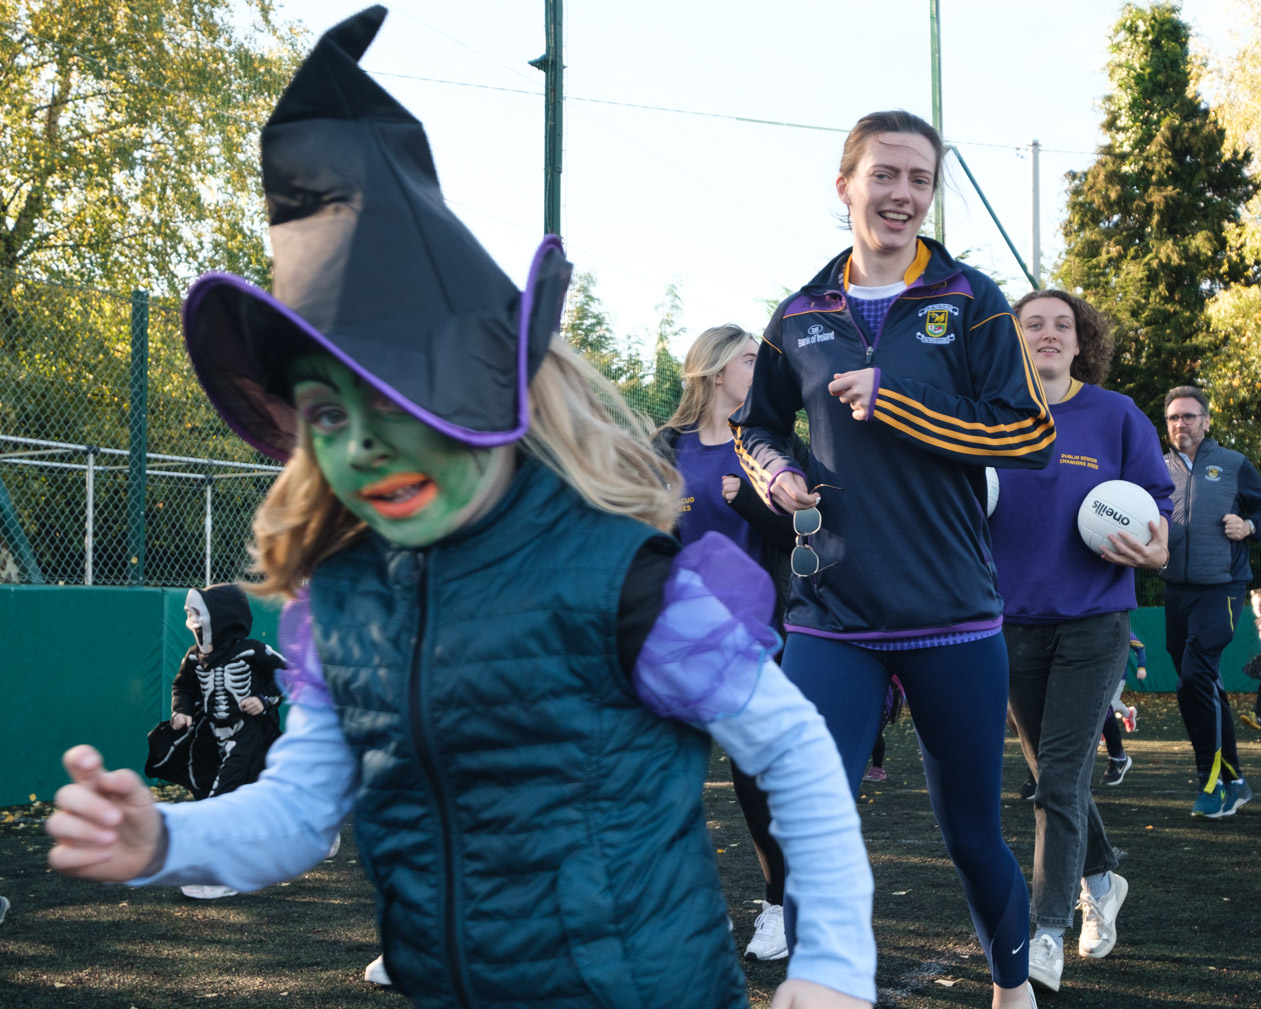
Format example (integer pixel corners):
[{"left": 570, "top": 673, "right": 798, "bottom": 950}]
[{"left": 2, "top": 692, "right": 1257, "bottom": 1007}]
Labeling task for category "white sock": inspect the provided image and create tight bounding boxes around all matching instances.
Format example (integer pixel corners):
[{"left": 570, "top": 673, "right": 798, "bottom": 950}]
[
  {"left": 1033, "top": 925, "right": 1064, "bottom": 949},
  {"left": 1084, "top": 871, "right": 1111, "bottom": 900}
]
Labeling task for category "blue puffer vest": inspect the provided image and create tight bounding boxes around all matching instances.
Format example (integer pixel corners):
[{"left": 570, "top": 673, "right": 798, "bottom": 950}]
[
  {"left": 309, "top": 460, "right": 747, "bottom": 1009},
  {"left": 1163, "top": 439, "right": 1255, "bottom": 585}
]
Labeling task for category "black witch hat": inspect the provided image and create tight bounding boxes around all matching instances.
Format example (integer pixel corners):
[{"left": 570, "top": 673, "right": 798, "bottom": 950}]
[{"left": 182, "top": 5, "right": 572, "bottom": 460}]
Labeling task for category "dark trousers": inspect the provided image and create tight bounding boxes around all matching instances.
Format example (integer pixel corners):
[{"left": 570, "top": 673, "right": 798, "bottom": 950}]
[
  {"left": 1164, "top": 582, "right": 1247, "bottom": 789},
  {"left": 207, "top": 717, "right": 277, "bottom": 797},
  {"left": 729, "top": 763, "right": 785, "bottom": 906},
  {"left": 1101, "top": 707, "right": 1125, "bottom": 759}
]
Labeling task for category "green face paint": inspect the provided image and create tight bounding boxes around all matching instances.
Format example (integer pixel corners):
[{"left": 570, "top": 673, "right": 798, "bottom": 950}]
[{"left": 289, "top": 354, "right": 515, "bottom": 547}]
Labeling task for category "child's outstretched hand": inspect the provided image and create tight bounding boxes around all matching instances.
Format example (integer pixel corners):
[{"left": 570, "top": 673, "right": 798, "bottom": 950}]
[
  {"left": 771, "top": 979, "right": 872, "bottom": 1009},
  {"left": 46, "top": 745, "right": 165, "bottom": 882}
]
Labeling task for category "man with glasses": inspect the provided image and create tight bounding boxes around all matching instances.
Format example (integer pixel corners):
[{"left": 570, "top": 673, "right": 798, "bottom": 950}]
[{"left": 1160, "top": 386, "right": 1261, "bottom": 817}]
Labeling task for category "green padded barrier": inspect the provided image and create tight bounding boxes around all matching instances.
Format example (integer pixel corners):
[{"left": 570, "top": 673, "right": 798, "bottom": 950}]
[{"left": 1, "top": 586, "right": 281, "bottom": 806}]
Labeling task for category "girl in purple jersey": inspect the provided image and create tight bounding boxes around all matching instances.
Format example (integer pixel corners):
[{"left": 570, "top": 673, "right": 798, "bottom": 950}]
[
  {"left": 992, "top": 290, "right": 1172, "bottom": 994},
  {"left": 655, "top": 324, "right": 805, "bottom": 962}
]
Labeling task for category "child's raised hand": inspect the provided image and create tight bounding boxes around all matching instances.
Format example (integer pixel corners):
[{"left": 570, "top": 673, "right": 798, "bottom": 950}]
[
  {"left": 46, "top": 745, "right": 165, "bottom": 882},
  {"left": 771, "top": 979, "right": 872, "bottom": 1009}
]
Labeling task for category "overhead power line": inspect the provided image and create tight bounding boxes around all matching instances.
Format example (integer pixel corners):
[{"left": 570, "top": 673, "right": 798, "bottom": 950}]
[{"left": 371, "top": 69, "right": 1103, "bottom": 157}]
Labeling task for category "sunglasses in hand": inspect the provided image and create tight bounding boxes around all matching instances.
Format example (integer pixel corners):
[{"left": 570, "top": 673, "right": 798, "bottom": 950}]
[{"left": 792, "top": 506, "right": 823, "bottom": 577}]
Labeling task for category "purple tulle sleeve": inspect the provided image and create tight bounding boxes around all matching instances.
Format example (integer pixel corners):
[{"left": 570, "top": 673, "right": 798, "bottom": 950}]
[
  {"left": 278, "top": 590, "right": 334, "bottom": 710},
  {"left": 632, "top": 531, "right": 781, "bottom": 725}
]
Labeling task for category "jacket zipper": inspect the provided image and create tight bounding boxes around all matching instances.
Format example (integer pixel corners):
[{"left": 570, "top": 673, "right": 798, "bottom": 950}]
[
  {"left": 1180, "top": 458, "right": 1193, "bottom": 575},
  {"left": 406, "top": 561, "right": 474, "bottom": 1009}
]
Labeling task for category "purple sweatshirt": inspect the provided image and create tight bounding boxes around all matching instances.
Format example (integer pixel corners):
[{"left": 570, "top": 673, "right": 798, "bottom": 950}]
[{"left": 990, "top": 382, "right": 1174, "bottom": 624}]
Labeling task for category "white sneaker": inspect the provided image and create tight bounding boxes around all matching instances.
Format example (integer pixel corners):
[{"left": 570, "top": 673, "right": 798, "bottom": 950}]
[
  {"left": 743, "top": 900, "right": 788, "bottom": 961},
  {"left": 364, "top": 954, "right": 393, "bottom": 986},
  {"left": 180, "top": 884, "right": 239, "bottom": 900},
  {"left": 1077, "top": 871, "right": 1127, "bottom": 958},
  {"left": 1027, "top": 932, "right": 1063, "bottom": 992}
]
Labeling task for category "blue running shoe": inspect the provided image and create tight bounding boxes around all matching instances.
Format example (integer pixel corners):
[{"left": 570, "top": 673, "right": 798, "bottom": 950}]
[
  {"left": 1192, "top": 783, "right": 1227, "bottom": 818},
  {"left": 1224, "top": 779, "right": 1253, "bottom": 815}
]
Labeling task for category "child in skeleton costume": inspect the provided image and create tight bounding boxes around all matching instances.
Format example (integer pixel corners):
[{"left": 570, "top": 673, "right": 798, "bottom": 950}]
[
  {"left": 46, "top": 9, "right": 876, "bottom": 1008},
  {"left": 171, "top": 584, "right": 284, "bottom": 798}
]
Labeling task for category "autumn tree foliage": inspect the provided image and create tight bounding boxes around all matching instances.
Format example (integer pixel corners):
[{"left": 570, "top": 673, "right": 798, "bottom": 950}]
[{"left": 0, "top": 0, "right": 303, "bottom": 293}]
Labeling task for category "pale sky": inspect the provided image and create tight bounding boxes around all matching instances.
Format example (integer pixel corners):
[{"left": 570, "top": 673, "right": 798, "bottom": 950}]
[{"left": 268, "top": 0, "right": 1243, "bottom": 359}]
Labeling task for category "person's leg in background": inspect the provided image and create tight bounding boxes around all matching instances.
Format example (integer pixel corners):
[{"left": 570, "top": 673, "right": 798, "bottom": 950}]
[
  {"left": 1099, "top": 706, "right": 1131, "bottom": 786},
  {"left": 729, "top": 762, "right": 788, "bottom": 960},
  {"left": 1168, "top": 584, "right": 1249, "bottom": 813}
]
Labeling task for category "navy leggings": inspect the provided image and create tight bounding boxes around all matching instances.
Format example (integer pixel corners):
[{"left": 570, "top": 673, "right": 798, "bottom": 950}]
[{"left": 782, "top": 631, "right": 1030, "bottom": 989}]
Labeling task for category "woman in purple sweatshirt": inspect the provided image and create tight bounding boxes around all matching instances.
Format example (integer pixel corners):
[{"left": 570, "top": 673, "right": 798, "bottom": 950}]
[{"left": 990, "top": 290, "right": 1173, "bottom": 995}]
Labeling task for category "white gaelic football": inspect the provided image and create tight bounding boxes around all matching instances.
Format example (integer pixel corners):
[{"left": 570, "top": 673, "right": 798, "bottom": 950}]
[
  {"left": 1077, "top": 480, "right": 1159, "bottom": 553},
  {"left": 985, "top": 467, "right": 1000, "bottom": 517}
]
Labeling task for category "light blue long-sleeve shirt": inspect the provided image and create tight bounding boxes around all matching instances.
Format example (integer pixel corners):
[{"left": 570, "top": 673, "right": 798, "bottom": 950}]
[{"left": 134, "top": 576, "right": 876, "bottom": 1003}]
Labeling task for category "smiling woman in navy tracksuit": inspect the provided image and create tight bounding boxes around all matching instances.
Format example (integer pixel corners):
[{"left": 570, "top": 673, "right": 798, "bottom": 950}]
[{"left": 734, "top": 110, "right": 1056, "bottom": 1009}]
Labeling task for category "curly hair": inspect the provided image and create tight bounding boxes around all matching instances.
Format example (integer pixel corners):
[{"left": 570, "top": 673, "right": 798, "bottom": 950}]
[{"left": 1012, "top": 289, "right": 1115, "bottom": 386}]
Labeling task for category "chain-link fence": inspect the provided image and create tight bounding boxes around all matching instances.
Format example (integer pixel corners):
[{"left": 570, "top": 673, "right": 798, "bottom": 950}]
[
  {"left": 0, "top": 272, "right": 281, "bottom": 587},
  {"left": 0, "top": 270, "right": 684, "bottom": 589}
]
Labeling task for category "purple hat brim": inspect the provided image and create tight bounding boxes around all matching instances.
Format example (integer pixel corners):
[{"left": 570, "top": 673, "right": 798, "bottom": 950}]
[{"left": 182, "top": 235, "right": 565, "bottom": 462}]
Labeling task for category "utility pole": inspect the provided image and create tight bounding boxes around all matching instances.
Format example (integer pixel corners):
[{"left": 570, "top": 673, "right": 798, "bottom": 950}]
[
  {"left": 929, "top": 0, "right": 944, "bottom": 244},
  {"left": 529, "top": 0, "right": 564, "bottom": 237},
  {"left": 1030, "top": 139, "right": 1042, "bottom": 287}
]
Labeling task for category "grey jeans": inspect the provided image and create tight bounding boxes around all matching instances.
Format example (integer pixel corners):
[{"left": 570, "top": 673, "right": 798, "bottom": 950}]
[{"left": 1005, "top": 612, "right": 1125, "bottom": 928}]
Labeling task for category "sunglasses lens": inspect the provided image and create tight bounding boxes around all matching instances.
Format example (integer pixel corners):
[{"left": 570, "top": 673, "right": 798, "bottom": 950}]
[
  {"left": 791, "top": 545, "right": 820, "bottom": 577},
  {"left": 793, "top": 506, "right": 822, "bottom": 536}
]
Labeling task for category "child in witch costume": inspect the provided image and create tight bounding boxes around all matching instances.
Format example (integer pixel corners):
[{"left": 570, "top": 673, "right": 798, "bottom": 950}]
[
  {"left": 45, "top": 8, "right": 875, "bottom": 1008},
  {"left": 145, "top": 584, "right": 285, "bottom": 899}
]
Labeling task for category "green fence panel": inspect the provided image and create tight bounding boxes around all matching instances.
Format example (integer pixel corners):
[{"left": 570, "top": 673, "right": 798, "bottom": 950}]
[
  {"left": 1, "top": 586, "right": 281, "bottom": 807},
  {"left": 3, "top": 590, "right": 1256, "bottom": 808},
  {"left": 1117, "top": 606, "right": 1257, "bottom": 693}
]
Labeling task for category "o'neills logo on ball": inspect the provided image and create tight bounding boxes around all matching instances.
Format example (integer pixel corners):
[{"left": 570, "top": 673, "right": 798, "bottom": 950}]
[{"left": 1091, "top": 499, "right": 1131, "bottom": 525}]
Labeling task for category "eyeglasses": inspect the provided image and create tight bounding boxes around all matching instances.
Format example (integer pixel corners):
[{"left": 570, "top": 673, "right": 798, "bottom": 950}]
[
  {"left": 1165, "top": 412, "right": 1205, "bottom": 424},
  {"left": 791, "top": 506, "right": 822, "bottom": 577}
]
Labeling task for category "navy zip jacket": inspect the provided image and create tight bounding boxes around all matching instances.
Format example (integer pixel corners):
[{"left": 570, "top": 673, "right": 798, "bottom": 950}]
[{"left": 732, "top": 238, "right": 1055, "bottom": 638}]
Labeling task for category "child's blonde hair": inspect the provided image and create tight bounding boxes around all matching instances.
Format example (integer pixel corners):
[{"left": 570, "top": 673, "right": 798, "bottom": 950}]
[
  {"left": 248, "top": 338, "right": 682, "bottom": 597},
  {"left": 658, "top": 324, "right": 758, "bottom": 435}
]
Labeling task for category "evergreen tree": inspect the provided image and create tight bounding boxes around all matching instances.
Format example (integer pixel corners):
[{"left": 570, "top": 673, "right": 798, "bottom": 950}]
[
  {"left": 1055, "top": 2, "right": 1255, "bottom": 423},
  {"left": 642, "top": 283, "right": 685, "bottom": 425},
  {"left": 560, "top": 271, "right": 626, "bottom": 382}
]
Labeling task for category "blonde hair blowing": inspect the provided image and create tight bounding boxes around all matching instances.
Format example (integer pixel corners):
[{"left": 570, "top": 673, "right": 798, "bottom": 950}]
[
  {"left": 247, "top": 338, "right": 682, "bottom": 599},
  {"left": 660, "top": 323, "right": 757, "bottom": 434}
]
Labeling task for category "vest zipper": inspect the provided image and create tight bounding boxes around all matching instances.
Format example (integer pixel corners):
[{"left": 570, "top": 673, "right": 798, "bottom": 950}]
[
  {"left": 1180, "top": 459, "right": 1193, "bottom": 576},
  {"left": 406, "top": 567, "right": 474, "bottom": 1009}
]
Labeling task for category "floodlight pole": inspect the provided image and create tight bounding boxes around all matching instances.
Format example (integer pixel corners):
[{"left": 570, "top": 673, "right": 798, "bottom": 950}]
[
  {"left": 530, "top": 0, "right": 564, "bottom": 238},
  {"left": 1030, "top": 139, "right": 1042, "bottom": 287},
  {"left": 929, "top": 0, "right": 944, "bottom": 244}
]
